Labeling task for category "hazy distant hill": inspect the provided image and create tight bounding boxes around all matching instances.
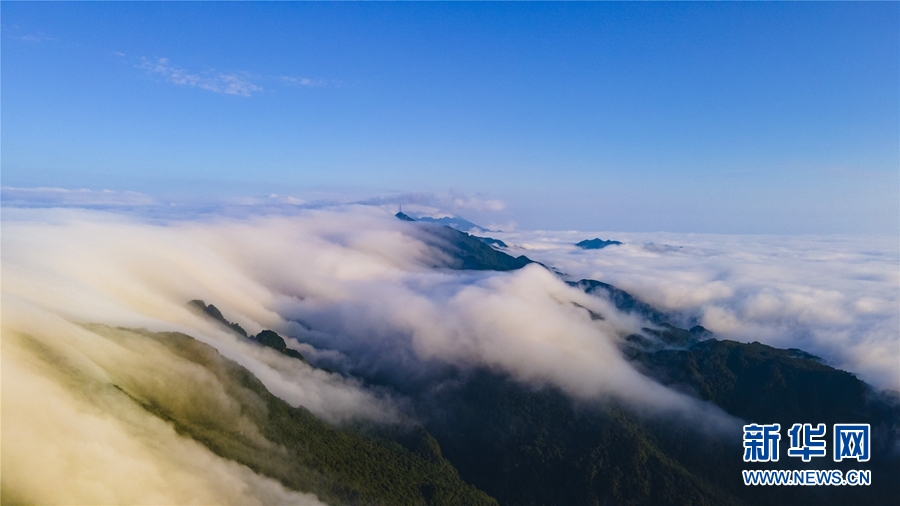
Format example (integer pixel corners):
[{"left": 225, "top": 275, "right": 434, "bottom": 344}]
[
  {"left": 569, "top": 279, "right": 671, "bottom": 325},
  {"left": 576, "top": 238, "right": 623, "bottom": 249},
  {"left": 476, "top": 237, "right": 508, "bottom": 249},
  {"left": 412, "top": 215, "right": 491, "bottom": 233},
  {"left": 423, "top": 225, "right": 532, "bottom": 271},
  {"left": 397, "top": 212, "right": 532, "bottom": 271}
]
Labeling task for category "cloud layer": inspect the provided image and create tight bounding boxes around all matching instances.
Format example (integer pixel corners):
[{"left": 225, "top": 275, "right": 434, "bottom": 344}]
[
  {"left": 11, "top": 203, "right": 886, "bottom": 502},
  {"left": 2, "top": 299, "right": 326, "bottom": 506},
  {"left": 1, "top": 207, "right": 729, "bottom": 412},
  {"left": 1, "top": 186, "right": 157, "bottom": 206},
  {"left": 493, "top": 229, "right": 900, "bottom": 390}
]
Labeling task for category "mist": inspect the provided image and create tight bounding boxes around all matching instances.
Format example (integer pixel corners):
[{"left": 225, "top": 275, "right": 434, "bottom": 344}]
[
  {"left": 2, "top": 207, "right": 715, "bottom": 407},
  {"left": 494, "top": 229, "right": 900, "bottom": 390},
  {"left": 14, "top": 204, "right": 868, "bottom": 502},
  {"left": 2, "top": 296, "right": 326, "bottom": 506}
]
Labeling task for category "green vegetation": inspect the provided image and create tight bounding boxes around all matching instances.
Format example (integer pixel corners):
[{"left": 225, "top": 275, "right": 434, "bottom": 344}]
[
  {"left": 420, "top": 225, "right": 532, "bottom": 271},
  {"left": 183, "top": 281, "right": 899, "bottom": 506},
  {"left": 412, "top": 357, "right": 899, "bottom": 506},
  {"left": 389, "top": 280, "right": 900, "bottom": 506},
  {"left": 253, "top": 329, "right": 308, "bottom": 362},
  {"left": 416, "top": 369, "right": 740, "bottom": 506},
  {"left": 396, "top": 213, "right": 532, "bottom": 271},
  {"left": 569, "top": 279, "right": 670, "bottom": 324},
  {"left": 636, "top": 338, "right": 900, "bottom": 437},
  {"left": 189, "top": 298, "right": 249, "bottom": 337},
  {"left": 90, "top": 326, "right": 497, "bottom": 506},
  {"left": 190, "top": 300, "right": 307, "bottom": 362},
  {"left": 475, "top": 236, "right": 508, "bottom": 249}
]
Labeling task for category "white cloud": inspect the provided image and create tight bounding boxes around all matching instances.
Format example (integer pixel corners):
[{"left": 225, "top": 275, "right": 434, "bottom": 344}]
[
  {"left": 1, "top": 208, "right": 402, "bottom": 424},
  {"left": 139, "top": 57, "right": 262, "bottom": 96},
  {"left": 6, "top": 30, "right": 55, "bottom": 43},
  {"left": 0, "top": 205, "right": 760, "bottom": 501},
  {"left": 267, "top": 193, "right": 307, "bottom": 205},
  {"left": 445, "top": 188, "right": 506, "bottom": 212},
  {"left": 1, "top": 186, "right": 156, "bottom": 206},
  {"left": 1, "top": 206, "right": 729, "bottom": 410},
  {"left": 281, "top": 76, "right": 328, "bottom": 87},
  {"left": 356, "top": 189, "right": 507, "bottom": 219},
  {"left": 489, "top": 229, "right": 900, "bottom": 390},
  {"left": 2, "top": 298, "right": 325, "bottom": 506}
]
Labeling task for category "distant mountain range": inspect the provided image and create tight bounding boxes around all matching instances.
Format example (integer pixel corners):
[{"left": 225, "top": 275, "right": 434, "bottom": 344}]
[{"left": 95, "top": 216, "right": 898, "bottom": 505}]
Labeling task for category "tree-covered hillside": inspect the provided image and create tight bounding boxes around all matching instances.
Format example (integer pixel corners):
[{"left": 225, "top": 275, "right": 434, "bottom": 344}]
[{"left": 85, "top": 325, "right": 497, "bottom": 506}]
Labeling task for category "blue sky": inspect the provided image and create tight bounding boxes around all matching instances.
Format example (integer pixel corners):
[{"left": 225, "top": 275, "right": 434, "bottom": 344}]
[{"left": 2, "top": 1, "right": 898, "bottom": 233}]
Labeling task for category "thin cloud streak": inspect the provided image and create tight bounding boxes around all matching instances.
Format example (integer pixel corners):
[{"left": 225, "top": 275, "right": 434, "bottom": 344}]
[
  {"left": 356, "top": 190, "right": 507, "bottom": 222},
  {"left": 139, "top": 57, "right": 263, "bottom": 96},
  {"left": 281, "top": 76, "right": 328, "bottom": 87},
  {"left": 1, "top": 186, "right": 157, "bottom": 206}
]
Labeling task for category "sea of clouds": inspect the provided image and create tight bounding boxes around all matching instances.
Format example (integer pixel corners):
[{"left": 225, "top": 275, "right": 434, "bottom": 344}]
[
  {"left": 2, "top": 198, "right": 896, "bottom": 503},
  {"left": 493, "top": 229, "right": 899, "bottom": 390},
  {"left": 0, "top": 205, "right": 715, "bottom": 504}
]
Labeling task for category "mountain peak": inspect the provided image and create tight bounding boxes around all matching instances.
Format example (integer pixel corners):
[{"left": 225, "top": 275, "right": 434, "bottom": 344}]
[{"left": 576, "top": 238, "right": 622, "bottom": 249}]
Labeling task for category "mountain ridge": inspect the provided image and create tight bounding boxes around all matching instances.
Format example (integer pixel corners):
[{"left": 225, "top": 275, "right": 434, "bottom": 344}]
[
  {"left": 397, "top": 212, "right": 533, "bottom": 271},
  {"left": 182, "top": 219, "right": 899, "bottom": 505}
]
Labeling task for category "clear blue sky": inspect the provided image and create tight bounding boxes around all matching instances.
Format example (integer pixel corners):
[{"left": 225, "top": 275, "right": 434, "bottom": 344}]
[{"left": 2, "top": 1, "right": 898, "bottom": 233}]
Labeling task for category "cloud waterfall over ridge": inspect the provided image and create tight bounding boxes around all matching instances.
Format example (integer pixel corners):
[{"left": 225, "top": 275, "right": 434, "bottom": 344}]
[
  {"left": 4, "top": 205, "right": 790, "bottom": 502},
  {"left": 2, "top": 206, "right": 701, "bottom": 408},
  {"left": 2, "top": 297, "right": 326, "bottom": 506}
]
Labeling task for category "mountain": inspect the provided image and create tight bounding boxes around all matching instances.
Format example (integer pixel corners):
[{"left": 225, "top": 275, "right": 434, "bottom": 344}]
[
  {"left": 576, "top": 238, "right": 623, "bottom": 249},
  {"left": 633, "top": 338, "right": 900, "bottom": 432},
  {"left": 569, "top": 279, "right": 671, "bottom": 325},
  {"left": 190, "top": 299, "right": 306, "bottom": 362},
  {"left": 83, "top": 325, "right": 497, "bottom": 506},
  {"left": 396, "top": 213, "right": 533, "bottom": 271},
  {"left": 185, "top": 293, "right": 900, "bottom": 506},
  {"left": 409, "top": 360, "right": 898, "bottom": 506},
  {"left": 395, "top": 298, "right": 900, "bottom": 506},
  {"left": 423, "top": 226, "right": 532, "bottom": 271},
  {"left": 322, "top": 264, "right": 899, "bottom": 506},
  {"left": 476, "top": 237, "right": 508, "bottom": 249},
  {"left": 85, "top": 234, "right": 900, "bottom": 505},
  {"left": 189, "top": 298, "right": 250, "bottom": 337}
]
